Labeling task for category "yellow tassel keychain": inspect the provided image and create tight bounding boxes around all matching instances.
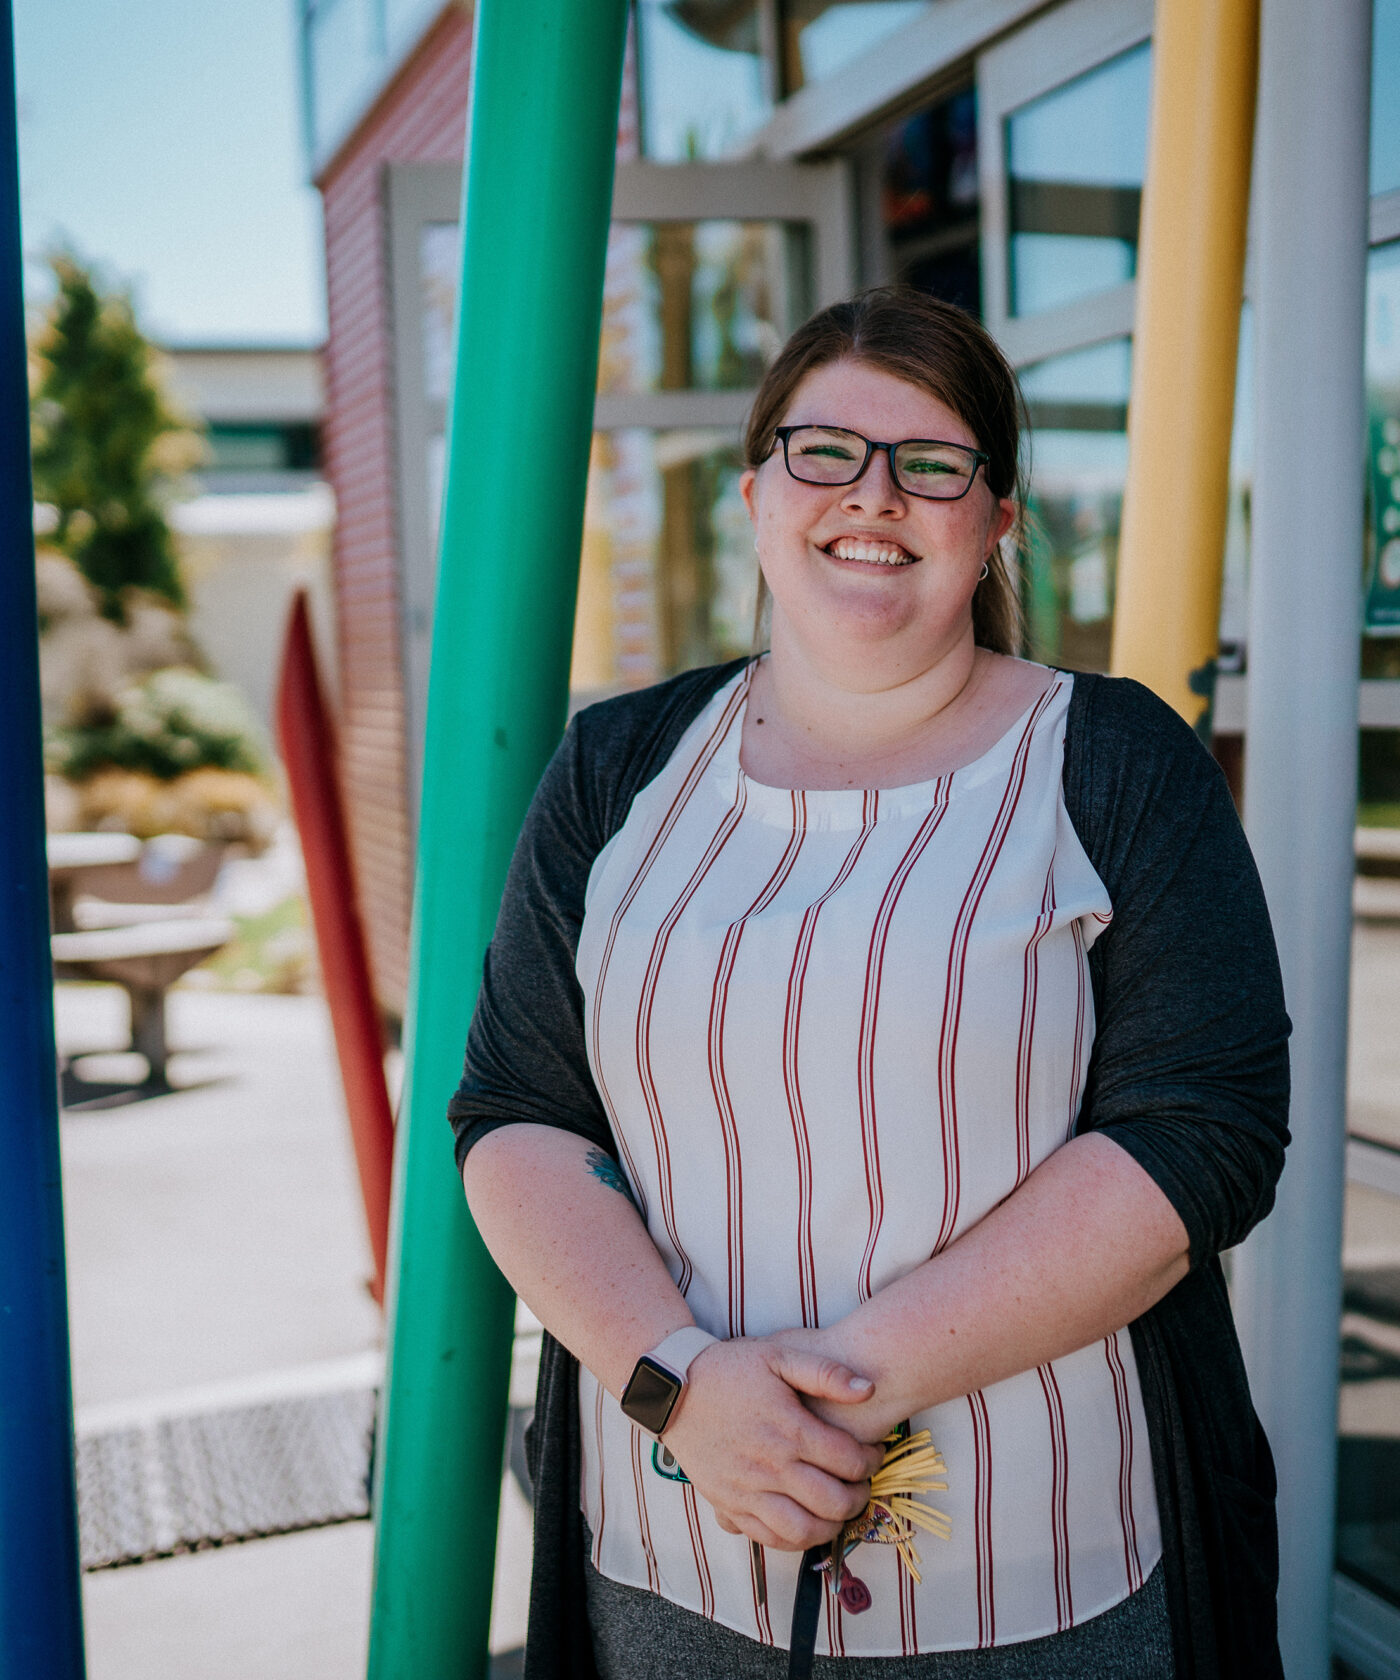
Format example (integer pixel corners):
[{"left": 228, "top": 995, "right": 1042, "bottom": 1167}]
[{"left": 816, "top": 1425, "right": 951, "bottom": 1614}]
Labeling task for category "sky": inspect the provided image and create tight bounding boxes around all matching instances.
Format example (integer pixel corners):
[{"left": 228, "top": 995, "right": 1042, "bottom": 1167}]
[{"left": 15, "top": 0, "right": 325, "bottom": 346}]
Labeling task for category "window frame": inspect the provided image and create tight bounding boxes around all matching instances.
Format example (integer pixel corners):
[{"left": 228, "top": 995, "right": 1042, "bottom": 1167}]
[{"left": 975, "top": 0, "right": 1152, "bottom": 366}]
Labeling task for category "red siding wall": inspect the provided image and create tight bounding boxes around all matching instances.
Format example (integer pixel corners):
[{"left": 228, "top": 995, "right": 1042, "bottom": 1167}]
[{"left": 317, "top": 4, "right": 471, "bottom": 1017}]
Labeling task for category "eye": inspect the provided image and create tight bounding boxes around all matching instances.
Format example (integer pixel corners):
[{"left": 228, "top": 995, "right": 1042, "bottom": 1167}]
[
  {"left": 796, "top": 441, "right": 858, "bottom": 461},
  {"left": 899, "top": 444, "right": 973, "bottom": 479}
]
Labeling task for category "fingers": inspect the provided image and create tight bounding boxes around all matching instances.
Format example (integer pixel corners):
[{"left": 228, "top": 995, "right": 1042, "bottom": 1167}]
[
  {"left": 746, "top": 1490, "right": 850, "bottom": 1552},
  {"left": 728, "top": 1511, "right": 797, "bottom": 1550},
  {"left": 783, "top": 1463, "right": 873, "bottom": 1527},
  {"left": 769, "top": 1346, "right": 874, "bottom": 1407},
  {"left": 791, "top": 1413, "right": 885, "bottom": 1484}
]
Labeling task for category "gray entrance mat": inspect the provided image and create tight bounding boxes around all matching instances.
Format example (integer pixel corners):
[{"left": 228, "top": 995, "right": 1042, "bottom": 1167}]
[{"left": 78, "top": 1388, "right": 377, "bottom": 1570}]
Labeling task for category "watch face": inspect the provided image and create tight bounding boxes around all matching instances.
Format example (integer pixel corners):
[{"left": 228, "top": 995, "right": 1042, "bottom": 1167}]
[{"left": 621, "top": 1357, "right": 681, "bottom": 1436}]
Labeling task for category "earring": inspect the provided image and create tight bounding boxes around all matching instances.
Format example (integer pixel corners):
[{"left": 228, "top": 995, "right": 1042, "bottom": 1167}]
[{"left": 978, "top": 561, "right": 990, "bottom": 582}]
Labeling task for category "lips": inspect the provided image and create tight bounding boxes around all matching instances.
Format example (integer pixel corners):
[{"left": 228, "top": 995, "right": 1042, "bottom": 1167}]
[{"left": 822, "top": 535, "right": 920, "bottom": 567}]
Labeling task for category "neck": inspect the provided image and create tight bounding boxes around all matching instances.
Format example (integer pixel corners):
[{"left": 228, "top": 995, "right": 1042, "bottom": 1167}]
[{"left": 756, "top": 612, "right": 983, "bottom": 775}]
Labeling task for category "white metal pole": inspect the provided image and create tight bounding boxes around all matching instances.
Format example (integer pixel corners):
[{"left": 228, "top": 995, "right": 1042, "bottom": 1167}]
[{"left": 1233, "top": 0, "right": 1371, "bottom": 1673}]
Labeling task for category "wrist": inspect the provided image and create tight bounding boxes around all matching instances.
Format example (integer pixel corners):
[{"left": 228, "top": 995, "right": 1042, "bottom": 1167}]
[{"left": 619, "top": 1326, "right": 719, "bottom": 1438}]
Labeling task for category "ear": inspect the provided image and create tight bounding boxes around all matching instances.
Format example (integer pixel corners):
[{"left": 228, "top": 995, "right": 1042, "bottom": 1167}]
[
  {"left": 739, "top": 466, "right": 758, "bottom": 523},
  {"left": 988, "top": 496, "right": 1016, "bottom": 553}
]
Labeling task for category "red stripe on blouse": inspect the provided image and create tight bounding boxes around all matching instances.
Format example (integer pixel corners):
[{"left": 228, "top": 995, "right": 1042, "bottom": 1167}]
[
  {"left": 592, "top": 1378, "right": 607, "bottom": 1567},
  {"left": 1015, "top": 857, "right": 1058, "bottom": 1188},
  {"left": 934, "top": 685, "right": 1061, "bottom": 1255},
  {"left": 630, "top": 1426, "right": 661, "bottom": 1594},
  {"left": 681, "top": 1481, "right": 715, "bottom": 1618},
  {"left": 1105, "top": 1331, "right": 1145, "bottom": 1592},
  {"left": 781, "top": 790, "right": 879, "bottom": 1326},
  {"left": 856, "top": 791, "right": 952, "bottom": 1302},
  {"left": 634, "top": 767, "right": 749, "bottom": 1294},
  {"left": 706, "top": 793, "right": 807, "bottom": 1336},
  {"left": 589, "top": 670, "right": 753, "bottom": 1216},
  {"left": 969, "top": 1388, "right": 996, "bottom": 1647},
  {"left": 1037, "top": 1363, "right": 1074, "bottom": 1631}
]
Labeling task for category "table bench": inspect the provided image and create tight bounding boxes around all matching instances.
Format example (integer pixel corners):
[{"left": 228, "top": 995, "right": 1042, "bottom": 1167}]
[{"left": 52, "top": 918, "right": 235, "bottom": 1084}]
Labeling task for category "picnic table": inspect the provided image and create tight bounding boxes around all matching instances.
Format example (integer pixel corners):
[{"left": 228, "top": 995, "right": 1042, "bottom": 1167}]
[
  {"left": 47, "top": 833, "right": 233, "bottom": 1084},
  {"left": 47, "top": 832, "right": 142, "bottom": 933}
]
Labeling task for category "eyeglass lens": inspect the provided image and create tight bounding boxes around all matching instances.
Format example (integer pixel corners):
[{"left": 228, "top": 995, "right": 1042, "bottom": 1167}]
[{"left": 784, "top": 427, "right": 979, "bottom": 498}]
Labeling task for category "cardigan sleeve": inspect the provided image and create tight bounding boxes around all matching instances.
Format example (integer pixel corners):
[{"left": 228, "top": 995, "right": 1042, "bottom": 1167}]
[
  {"left": 1064, "top": 675, "right": 1292, "bottom": 1268},
  {"left": 447, "top": 714, "right": 615, "bottom": 1173}
]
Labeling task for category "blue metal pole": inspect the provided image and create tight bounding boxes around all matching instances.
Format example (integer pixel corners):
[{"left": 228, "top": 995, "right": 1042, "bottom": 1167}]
[{"left": 0, "top": 0, "right": 87, "bottom": 1670}]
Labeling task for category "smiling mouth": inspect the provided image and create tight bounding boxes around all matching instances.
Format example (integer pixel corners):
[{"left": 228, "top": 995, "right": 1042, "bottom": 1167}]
[{"left": 822, "top": 536, "right": 920, "bottom": 567}]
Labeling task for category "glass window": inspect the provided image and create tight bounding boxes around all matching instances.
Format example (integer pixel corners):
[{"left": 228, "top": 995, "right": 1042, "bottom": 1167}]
[
  {"left": 882, "top": 90, "right": 981, "bottom": 315},
  {"left": 1018, "top": 321, "right": 1252, "bottom": 678},
  {"left": 1019, "top": 339, "right": 1131, "bottom": 671},
  {"left": 420, "top": 221, "right": 462, "bottom": 552},
  {"left": 781, "top": 0, "right": 930, "bottom": 93},
  {"left": 1005, "top": 42, "right": 1152, "bottom": 319},
  {"left": 1337, "top": 814, "right": 1400, "bottom": 1604},
  {"left": 1367, "top": 243, "right": 1400, "bottom": 640},
  {"left": 576, "top": 428, "right": 756, "bottom": 689},
  {"left": 636, "top": 0, "right": 770, "bottom": 161},
  {"left": 1339, "top": 1172, "right": 1400, "bottom": 1607},
  {"left": 420, "top": 222, "right": 460, "bottom": 408},
  {"left": 1373, "top": 0, "right": 1400, "bottom": 197},
  {"left": 204, "top": 424, "right": 318, "bottom": 475},
  {"left": 599, "top": 221, "right": 798, "bottom": 396}
]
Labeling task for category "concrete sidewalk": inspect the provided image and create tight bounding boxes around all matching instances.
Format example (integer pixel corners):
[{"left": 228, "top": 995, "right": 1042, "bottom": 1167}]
[
  {"left": 57, "top": 918, "right": 1400, "bottom": 1677},
  {"left": 57, "top": 981, "right": 532, "bottom": 1680}
]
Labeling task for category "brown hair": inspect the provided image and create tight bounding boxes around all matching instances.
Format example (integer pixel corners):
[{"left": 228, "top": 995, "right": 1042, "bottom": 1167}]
[{"left": 744, "top": 286, "right": 1026, "bottom": 655}]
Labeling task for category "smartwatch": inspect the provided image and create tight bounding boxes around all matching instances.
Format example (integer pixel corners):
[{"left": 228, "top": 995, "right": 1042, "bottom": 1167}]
[{"left": 619, "top": 1327, "right": 717, "bottom": 1438}]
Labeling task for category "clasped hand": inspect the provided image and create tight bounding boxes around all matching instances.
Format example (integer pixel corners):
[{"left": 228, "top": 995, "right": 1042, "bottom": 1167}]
[{"left": 657, "top": 1335, "right": 885, "bottom": 1552}]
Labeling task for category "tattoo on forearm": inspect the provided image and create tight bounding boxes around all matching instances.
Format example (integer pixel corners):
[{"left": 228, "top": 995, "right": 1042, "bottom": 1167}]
[{"left": 586, "top": 1147, "right": 636, "bottom": 1203}]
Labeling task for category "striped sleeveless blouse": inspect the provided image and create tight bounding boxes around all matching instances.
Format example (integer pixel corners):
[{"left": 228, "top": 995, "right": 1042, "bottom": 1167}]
[{"left": 574, "top": 662, "right": 1161, "bottom": 1657}]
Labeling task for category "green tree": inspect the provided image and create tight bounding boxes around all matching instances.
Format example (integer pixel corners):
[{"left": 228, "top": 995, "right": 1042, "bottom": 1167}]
[{"left": 30, "top": 253, "right": 201, "bottom": 620}]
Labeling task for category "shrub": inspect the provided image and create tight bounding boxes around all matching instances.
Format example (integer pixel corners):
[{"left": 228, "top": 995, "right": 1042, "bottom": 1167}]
[{"left": 50, "top": 666, "right": 268, "bottom": 784}]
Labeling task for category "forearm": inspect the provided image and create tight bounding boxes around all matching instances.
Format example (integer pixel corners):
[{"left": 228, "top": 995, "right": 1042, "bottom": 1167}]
[
  {"left": 463, "top": 1120, "right": 885, "bottom": 1551},
  {"left": 793, "top": 1132, "right": 1190, "bottom": 1438},
  {"left": 462, "top": 1124, "right": 692, "bottom": 1398}
]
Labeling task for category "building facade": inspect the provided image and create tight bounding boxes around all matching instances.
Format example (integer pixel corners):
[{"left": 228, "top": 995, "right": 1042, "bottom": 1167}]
[
  {"left": 163, "top": 345, "right": 335, "bottom": 741},
  {"left": 300, "top": 2, "right": 1400, "bottom": 1667}
]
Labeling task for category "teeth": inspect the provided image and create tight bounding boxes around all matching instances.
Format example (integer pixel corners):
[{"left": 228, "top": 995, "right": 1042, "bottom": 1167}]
[{"left": 827, "top": 537, "right": 916, "bottom": 566}]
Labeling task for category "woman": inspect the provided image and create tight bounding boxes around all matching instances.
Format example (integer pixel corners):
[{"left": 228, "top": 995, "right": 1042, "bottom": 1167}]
[{"left": 451, "top": 288, "right": 1289, "bottom": 1680}]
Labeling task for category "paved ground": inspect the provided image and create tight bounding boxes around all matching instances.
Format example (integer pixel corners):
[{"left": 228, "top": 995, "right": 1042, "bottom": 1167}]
[
  {"left": 55, "top": 908, "right": 1400, "bottom": 1678},
  {"left": 57, "top": 981, "right": 532, "bottom": 1680}
]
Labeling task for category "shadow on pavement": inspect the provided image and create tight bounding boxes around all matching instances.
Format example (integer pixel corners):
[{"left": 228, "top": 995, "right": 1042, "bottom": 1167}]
[{"left": 60, "top": 1059, "right": 231, "bottom": 1111}]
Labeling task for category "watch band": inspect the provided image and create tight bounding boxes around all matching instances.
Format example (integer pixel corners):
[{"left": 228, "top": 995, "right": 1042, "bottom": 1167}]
[
  {"left": 646, "top": 1326, "right": 718, "bottom": 1381},
  {"left": 619, "top": 1327, "right": 718, "bottom": 1438}
]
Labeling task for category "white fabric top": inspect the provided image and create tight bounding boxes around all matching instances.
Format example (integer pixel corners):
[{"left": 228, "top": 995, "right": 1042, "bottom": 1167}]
[{"left": 575, "top": 664, "right": 1160, "bottom": 1656}]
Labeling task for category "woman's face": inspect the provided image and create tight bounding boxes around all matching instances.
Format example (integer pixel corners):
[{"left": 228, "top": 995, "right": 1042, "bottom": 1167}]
[{"left": 740, "top": 357, "right": 1015, "bottom": 677}]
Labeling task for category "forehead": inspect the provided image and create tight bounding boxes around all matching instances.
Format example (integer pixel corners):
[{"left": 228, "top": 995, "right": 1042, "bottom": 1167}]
[{"left": 781, "top": 357, "right": 975, "bottom": 446}]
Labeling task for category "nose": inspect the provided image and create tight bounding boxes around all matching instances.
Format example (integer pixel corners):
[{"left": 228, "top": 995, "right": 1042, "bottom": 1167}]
[{"left": 840, "top": 443, "right": 905, "bottom": 517}]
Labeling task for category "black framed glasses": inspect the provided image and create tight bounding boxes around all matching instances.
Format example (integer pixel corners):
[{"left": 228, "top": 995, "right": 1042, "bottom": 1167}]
[{"left": 771, "top": 425, "right": 989, "bottom": 501}]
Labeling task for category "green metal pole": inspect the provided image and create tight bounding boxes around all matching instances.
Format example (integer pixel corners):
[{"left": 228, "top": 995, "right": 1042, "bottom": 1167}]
[{"left": 366, "top": 4, "right": 629, "bottom": 1677}]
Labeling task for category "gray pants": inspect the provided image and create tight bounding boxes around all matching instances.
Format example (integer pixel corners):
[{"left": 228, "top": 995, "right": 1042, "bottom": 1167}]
[{"left": 584, "top": 1548, "right": 1174, "bottom": 1680}]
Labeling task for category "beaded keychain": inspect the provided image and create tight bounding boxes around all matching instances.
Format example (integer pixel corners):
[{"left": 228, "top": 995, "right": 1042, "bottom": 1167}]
[{"left": 813, "top": 1423, "right": 952, "bottom": 1615}]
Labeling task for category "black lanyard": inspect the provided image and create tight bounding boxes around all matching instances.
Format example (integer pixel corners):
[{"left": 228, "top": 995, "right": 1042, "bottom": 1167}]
[{"left": 787, "top": 1545, "right": 828, "bottom": 1680}]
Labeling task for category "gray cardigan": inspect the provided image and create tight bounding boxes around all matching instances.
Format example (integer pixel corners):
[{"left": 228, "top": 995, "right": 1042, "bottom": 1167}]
[{"left": 451, "top": 660, "right": 1291, "bottom": 1680}]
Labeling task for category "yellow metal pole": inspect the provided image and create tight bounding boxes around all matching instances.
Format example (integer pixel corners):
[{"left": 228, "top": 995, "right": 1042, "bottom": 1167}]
[{"left": 1109, "top": 0, "right": 1258, "bottom": 733}]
